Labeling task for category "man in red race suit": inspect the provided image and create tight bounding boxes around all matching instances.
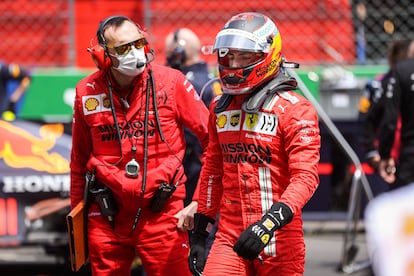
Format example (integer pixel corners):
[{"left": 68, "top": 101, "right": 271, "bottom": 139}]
[{"left": 189, "top": 12, "right": 321, "bottom": 276}]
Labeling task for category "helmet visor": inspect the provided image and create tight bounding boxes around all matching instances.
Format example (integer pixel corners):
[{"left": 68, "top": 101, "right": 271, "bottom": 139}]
[
  {"left": 213, "top": 28, "right": 267, "bottom": 53},
  {"left": 217, "top": 49, "right": 264, "bottom": 68}
]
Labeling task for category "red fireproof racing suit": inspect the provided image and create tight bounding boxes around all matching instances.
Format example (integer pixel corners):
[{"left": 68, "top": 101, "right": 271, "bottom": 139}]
[
  {"left": 70, "top": 64, "right": 209, "bottom": 276},
  {"left": 198, "top": 90, "right": 320, "bottom": 275}
]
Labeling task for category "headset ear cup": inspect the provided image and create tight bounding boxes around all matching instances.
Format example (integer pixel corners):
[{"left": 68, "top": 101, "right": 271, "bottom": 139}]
[
  {"left": 140, "top": 30, "right": 151, "bottom": 55},
  {"left": 142, "top": 32, "right": 155, "bottom": 62},
  {"left": 144, "top": 44, "right": 151, "bottom": 55},
  {"left": 88, "top": 44, "right": 111, "bottom": 70}
]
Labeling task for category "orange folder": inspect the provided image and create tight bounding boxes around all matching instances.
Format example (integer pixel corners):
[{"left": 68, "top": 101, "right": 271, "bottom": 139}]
[{"left": 66, "top": 200, "right": 88, "bottom": 272}]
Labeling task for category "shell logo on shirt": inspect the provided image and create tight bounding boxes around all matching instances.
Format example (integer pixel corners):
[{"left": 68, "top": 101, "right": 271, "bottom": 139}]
[
  {"left": 84, "top": 98, "right": 99, "bottom": 111},
  {"left": 82, "top": 93, "right": 112, "bottom": 115},
  {"left": 216, "top": 114, "right": 227, "bottom": 129}
]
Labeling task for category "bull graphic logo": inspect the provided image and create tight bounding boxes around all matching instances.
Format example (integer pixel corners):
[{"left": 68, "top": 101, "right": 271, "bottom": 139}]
[{"left": 0, "top": 120, "right": 69, "bottom": 173}]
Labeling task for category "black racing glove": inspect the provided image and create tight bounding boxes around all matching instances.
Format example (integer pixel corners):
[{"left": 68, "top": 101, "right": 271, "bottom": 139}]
[
  {"left": 188, "top": 213, "right": 215, "bottom": 276},
  {"left": 233, "top": 202, "right": 293, "bottom": 260}
]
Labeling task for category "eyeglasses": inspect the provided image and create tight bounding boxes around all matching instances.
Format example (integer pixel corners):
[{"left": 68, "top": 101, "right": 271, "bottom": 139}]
[{"left": 108, "top": 38, "right": 147, "bottom": 55}]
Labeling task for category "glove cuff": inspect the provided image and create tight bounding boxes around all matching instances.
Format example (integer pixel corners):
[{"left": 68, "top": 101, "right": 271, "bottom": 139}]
[
  {"left": 267, "top": 202, "right": 293, "bottom": 229},
  {"left": 193, "top": 213, "right": 215, "bottom": 237}
]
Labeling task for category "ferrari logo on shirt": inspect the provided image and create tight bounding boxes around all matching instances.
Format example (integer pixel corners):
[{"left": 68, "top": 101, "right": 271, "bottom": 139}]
[
  {"left": 243, "top": 112, "right": 278, "bottom": 136},
  {"left": 82, "top": 93, "right": 112, "bottom": 115},
  {"left": 245, "top": 113, "right": 258, "bottom": 130},
  {"left": 261, "top": 233, "right": 271, "bottom": 245}
]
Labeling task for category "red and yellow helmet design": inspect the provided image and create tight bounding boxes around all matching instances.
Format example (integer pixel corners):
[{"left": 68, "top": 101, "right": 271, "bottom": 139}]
[{"left": 213, "top": 12, "right": 283, "bottom": 95}]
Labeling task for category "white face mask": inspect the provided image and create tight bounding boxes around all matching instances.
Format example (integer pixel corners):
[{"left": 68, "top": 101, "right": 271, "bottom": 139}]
[{"left": 112, "top": 47, "right": 146, "bottom": 76}]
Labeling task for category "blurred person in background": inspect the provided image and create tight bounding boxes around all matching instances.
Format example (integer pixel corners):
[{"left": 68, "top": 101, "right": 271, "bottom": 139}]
[
  {"left": 165, "top": 27, "right": 220, "bottom": 207},
  {"left": 0, "top": 61, "right": 31, "bottom": 121},
  {"left": 358, "top": 39, "right": 411, "bottom": 172},
  {"left": 378, "top": 40, "right": 414, "bottom": 189},
  {"left": 165, "top": 27, "right": 219, "bottom": 109},
  {"left": 165, "top": 28, "right": 221, "bottom": 256},
  {"left": 365, "top": 180, "right": 414, "bottom": 276},
  {"left": 70, "top": 15, "right": 209, "bottom": 275},
  {"left": 188, "top": 12, "right": 321, "bottom": 275}
]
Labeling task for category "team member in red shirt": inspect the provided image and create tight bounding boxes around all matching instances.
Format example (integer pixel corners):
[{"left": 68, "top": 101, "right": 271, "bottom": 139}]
[{"left": 70, "top": 15, "right": 209, "bottom": 275}]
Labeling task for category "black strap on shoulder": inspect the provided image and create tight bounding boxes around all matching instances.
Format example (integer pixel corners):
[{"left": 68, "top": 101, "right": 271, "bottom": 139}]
[
  {"left": 242, "top": 73, "right": 297, "bottom": 113},
  {"left": 214, "top": 94, "right": 234, "bottom": 113}
]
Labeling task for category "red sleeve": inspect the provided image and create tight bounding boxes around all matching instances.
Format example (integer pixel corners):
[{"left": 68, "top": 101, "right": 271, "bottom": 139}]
[
  {"left": 174, "top": 74, "right": 209, "bottom": 151},
  {"left": 174, "top": 73, "right": 210, "bottom": 202},
  {"left": 196, "top": 98, "right": 224, "bottom": 218},
  {"left": 69, "top": 80, "right": 93, "bottom": 209},
  {"left": 279, "top": 99, "right": 321, "bottom": 214}
]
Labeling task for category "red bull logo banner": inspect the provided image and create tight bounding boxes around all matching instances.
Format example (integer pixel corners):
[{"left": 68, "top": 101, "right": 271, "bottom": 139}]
[
  {"left": 0, "top": 120, "right": 69, "bottom": 173},
  {"left": 0, "top": 119, "right": 71, "bottom": 244}
]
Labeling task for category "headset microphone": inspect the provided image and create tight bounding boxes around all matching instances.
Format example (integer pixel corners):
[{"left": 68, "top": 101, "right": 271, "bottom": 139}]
[
  {"left": 137, "top": 47, "right": 155, "bottom": 68},
  {"left": 136, "top": 61, "right": 146, "bottom": 68}
]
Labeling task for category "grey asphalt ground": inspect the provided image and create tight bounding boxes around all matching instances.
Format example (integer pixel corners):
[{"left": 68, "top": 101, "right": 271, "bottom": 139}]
[
  {"left": 303, "top": 213, "right": 373, "bottom": 276},
  {"left": 0, "top": 212, "right": 373, "bottom": 276}
]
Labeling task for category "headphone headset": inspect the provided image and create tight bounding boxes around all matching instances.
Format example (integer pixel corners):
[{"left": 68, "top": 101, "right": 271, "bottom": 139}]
[
  {"left": 166, "top": 29, "right": 187, "bottom": 70},
  {"left": 88, "top": 15, "right": 152, "bottom": 70}
]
